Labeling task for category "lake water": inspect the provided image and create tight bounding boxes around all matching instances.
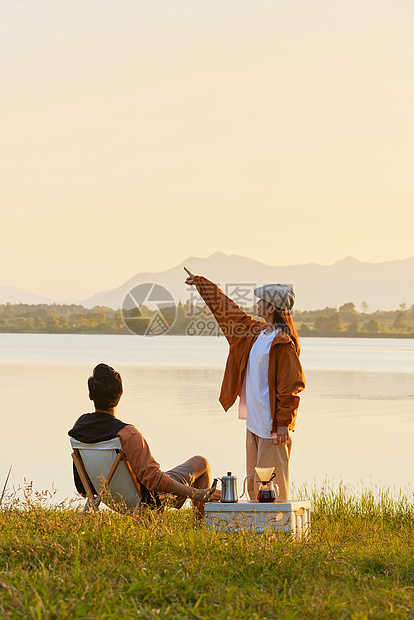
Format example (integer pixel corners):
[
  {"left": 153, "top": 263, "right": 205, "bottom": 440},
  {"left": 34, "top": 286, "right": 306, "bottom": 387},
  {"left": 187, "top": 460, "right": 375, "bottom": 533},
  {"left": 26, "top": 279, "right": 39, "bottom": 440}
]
[{"left": 1, "top": 334, "right": 413, "bottom": 504}]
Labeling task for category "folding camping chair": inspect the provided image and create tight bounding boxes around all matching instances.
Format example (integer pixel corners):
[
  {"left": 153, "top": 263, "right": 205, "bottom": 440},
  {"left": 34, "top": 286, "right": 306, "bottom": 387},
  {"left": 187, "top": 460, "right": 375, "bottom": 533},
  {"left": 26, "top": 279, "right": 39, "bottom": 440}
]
[{"left": 70, "top": 437, "right": 142, "bottom": 515}]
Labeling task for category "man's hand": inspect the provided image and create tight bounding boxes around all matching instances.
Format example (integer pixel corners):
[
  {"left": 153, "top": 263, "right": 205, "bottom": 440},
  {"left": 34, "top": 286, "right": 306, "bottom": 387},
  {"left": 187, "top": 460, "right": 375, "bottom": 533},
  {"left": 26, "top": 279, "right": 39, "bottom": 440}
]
[
  {"left": 184, "top": 267, "right": 196, "bottom": 286},
  {"left": 193, "top": 487, "right": 221, "bottom": 503},
  {"left": 271, "top": 426, "right": 290, "bottom": 446},
  {"left": 210, "top": 488, "right": 221, "bottom": 502}
]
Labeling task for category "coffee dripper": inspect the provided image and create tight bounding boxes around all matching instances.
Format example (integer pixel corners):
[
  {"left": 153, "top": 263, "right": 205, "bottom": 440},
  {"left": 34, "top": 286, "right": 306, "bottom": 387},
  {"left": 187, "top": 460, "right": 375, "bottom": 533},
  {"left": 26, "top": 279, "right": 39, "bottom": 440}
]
[{"left": 255, "top": 467, "right": 279, "bottom": 503}]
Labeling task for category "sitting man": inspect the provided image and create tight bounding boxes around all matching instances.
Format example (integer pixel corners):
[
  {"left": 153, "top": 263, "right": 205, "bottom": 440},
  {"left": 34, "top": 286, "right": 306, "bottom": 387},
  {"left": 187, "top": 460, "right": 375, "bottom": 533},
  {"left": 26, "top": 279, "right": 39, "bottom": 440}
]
[{"left": 69, "top": 363, "right": 216, "bottom": 516}]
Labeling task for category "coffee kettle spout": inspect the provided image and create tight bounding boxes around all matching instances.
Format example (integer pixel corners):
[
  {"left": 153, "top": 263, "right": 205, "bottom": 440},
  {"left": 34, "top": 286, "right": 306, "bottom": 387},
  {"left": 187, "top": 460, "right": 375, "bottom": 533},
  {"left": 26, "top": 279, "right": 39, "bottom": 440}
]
[{"left": 240, "top": 475, "right": 250, "bottom": 499}]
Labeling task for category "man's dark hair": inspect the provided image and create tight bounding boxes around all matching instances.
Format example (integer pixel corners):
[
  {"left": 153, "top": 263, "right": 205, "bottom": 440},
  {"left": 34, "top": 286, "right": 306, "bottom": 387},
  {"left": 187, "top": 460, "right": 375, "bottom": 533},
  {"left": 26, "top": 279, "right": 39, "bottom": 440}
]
[{"left": 88, "top": 363, "right": 123, "bottom": 410}]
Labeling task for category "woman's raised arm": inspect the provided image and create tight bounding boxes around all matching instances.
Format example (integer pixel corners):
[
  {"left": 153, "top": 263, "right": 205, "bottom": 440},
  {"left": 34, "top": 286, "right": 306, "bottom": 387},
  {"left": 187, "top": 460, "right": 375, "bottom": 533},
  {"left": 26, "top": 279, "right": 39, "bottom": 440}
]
[{"left": 183, "top": 267, "right": 263, "bottom": 343}]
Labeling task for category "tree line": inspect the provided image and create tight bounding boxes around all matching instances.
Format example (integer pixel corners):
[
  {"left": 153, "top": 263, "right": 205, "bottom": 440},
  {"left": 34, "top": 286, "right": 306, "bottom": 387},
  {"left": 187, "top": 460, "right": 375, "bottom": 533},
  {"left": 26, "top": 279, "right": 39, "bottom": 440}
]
[
  {"left": 0, "top": 300, "right": 413, "bottom": 337},
  {"left": 294, "top": 302, "right": 414, "bottom": 337},
  {"left": 0, "top": 303, "right": 125, "bottom": 333}
]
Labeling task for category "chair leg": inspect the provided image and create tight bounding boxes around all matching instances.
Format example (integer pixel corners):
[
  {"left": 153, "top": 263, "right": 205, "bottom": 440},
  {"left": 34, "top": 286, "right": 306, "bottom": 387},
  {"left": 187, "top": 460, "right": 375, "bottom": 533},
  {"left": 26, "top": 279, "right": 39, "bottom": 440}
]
[
  {"left": 132, "top": 500, "right": 141, "bottom": 519},
  {"left": 83, "top": 498, "right": 97, "bottom": 513},
  {"left": 122, "top": 455, "right": 142, "bottom": 496},
  {"left": 100, "top": 451, "right": 142, "bottom": 516},
  {"left": 95, "top": 452, "right": 125, "bottom": 509},
  {"left": 72, "top": 450, "right": 99, "bottom": 511}
]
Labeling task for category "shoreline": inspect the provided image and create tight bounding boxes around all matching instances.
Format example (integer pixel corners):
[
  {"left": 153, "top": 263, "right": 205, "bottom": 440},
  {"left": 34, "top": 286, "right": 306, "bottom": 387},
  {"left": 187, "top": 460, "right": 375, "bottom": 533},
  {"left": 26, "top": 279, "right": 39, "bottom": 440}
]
[{"left": 0, "top": 330, "right": 413, "bottom": 338}]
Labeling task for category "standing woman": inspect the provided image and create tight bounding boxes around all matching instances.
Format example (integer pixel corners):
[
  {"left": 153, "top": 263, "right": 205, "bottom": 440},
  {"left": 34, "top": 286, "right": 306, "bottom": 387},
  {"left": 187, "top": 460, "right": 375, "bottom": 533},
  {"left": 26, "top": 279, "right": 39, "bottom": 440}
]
[{"left": 184, "top": 268, "right": 305, "bottom": 501}]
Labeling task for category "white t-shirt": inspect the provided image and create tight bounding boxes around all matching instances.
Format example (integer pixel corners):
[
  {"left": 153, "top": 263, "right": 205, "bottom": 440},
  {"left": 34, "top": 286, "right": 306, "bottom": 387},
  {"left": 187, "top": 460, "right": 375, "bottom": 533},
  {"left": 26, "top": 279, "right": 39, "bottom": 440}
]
[{"left": 238, "top": 328, "right": 281, "bottom": 439}]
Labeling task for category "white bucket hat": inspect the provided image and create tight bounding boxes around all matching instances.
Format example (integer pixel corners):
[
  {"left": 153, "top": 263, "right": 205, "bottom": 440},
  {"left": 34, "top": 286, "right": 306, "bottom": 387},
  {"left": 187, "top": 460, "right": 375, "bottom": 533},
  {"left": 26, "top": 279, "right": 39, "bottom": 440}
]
[{"left": 254, "top": 283, "right": 295, "bottom": 311}]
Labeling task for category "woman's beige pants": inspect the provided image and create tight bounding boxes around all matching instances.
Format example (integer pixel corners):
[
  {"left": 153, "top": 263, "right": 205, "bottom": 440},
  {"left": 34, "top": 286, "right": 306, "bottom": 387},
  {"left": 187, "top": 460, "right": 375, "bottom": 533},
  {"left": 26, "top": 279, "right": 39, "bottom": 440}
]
[{"left": 246, "top": 428, "right": 292, "bottom": 501}]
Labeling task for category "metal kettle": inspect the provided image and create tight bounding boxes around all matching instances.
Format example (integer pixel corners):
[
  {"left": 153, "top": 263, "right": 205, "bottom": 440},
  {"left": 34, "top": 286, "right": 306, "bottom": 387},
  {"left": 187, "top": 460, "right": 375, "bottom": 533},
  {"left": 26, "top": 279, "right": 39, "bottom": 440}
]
[{"left": 218, "top": 472, "right": 250, "bottom": 503}]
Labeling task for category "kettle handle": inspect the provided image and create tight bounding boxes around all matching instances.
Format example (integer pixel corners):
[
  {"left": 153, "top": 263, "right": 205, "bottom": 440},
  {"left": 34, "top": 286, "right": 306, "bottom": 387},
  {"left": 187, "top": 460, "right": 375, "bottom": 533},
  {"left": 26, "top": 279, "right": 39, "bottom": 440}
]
[{"left": 239, "top": 475, "right": 250, "bottom": 499}]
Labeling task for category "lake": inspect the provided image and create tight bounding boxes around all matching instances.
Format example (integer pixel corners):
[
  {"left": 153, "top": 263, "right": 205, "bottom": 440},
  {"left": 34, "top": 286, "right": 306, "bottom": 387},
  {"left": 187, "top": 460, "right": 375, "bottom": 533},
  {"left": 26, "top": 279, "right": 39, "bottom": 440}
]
[{"left": 1, "top": 334, "right": 413, "bottom": 504}]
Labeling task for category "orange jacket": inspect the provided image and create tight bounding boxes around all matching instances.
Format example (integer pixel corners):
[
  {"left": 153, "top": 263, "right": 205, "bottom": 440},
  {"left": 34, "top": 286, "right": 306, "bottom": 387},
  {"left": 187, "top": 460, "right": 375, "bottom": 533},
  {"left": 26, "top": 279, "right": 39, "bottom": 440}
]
[
  {"left": 117, "top": 425, "right": 174, "bottom": 493},
  {"left": 193, "top": 276, "right": 305, "bottom": 432}
]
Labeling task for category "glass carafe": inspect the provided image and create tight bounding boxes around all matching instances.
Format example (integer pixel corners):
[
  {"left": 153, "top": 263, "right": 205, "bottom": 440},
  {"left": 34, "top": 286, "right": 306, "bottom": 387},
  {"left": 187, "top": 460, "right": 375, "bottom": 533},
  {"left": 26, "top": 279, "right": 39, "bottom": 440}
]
[{"left": 255, "top": 467, "right": 279, "bottom": 503}]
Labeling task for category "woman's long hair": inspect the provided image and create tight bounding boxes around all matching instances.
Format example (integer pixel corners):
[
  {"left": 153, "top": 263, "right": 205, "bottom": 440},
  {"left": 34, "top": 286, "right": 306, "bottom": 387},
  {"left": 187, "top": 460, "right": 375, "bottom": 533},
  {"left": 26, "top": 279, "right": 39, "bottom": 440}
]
[{"left": 272, "top": 308, "right": 301, "bottom": 356}]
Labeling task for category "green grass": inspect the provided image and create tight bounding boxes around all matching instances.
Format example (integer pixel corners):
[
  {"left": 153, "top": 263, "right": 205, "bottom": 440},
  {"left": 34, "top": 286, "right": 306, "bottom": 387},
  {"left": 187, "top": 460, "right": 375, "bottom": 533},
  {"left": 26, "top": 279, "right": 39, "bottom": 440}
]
[{"left": 1, "top": 483, "right": 414, "bottom": 619}]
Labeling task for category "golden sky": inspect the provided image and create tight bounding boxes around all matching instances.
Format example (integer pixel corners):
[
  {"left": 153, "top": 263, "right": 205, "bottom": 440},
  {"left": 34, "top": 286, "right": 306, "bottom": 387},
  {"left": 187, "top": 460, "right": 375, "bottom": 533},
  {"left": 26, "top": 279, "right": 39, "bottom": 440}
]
[{"left": 1, "top": 0, "right": 413, "bottom": 299}]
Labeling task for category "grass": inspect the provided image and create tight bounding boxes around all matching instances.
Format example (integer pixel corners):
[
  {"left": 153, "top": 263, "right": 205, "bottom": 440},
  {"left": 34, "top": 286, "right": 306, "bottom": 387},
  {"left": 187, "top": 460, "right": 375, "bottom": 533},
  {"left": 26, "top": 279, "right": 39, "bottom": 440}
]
[
  {"left": 0, "top": 467, "right": 11, "bottom": 508},
  {"left": 1, "top": 482, "right": 414, "bottom": 619}
]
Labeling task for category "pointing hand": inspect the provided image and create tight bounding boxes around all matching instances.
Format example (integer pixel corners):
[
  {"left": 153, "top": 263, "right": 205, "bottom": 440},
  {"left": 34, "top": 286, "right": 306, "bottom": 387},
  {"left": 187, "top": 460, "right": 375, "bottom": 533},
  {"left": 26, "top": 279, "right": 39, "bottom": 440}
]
[{"left": 184, "top": 267, "right": 196, "bottom": 286}]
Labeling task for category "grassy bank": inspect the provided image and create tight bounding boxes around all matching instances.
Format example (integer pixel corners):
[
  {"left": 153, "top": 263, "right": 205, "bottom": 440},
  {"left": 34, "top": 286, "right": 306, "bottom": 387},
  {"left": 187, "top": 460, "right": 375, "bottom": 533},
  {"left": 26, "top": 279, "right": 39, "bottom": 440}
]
[{"left": 1, "top": 484, "right": 413, "bottom": 619}]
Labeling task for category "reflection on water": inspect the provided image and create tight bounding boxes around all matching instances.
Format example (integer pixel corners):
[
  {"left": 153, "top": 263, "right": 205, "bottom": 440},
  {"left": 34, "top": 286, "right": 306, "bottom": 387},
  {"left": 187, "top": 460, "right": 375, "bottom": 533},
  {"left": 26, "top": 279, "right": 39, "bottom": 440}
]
[{"left": 1, "top": 333, "right": 414, "bottom": 373}]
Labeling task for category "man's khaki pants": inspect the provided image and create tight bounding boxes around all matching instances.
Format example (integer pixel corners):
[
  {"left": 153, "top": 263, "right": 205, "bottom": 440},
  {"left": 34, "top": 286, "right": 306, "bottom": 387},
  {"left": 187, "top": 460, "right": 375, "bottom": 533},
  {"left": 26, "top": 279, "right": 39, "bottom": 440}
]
[{"left": 246, "top": 428, "right": 292, "bottom": 501}]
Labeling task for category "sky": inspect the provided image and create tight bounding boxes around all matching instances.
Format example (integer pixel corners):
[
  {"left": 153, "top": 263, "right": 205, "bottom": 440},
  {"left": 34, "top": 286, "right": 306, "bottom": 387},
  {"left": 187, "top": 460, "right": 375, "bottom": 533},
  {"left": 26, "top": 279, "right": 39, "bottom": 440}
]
[{"left": 1, "top": 0, "right": 413, "bottom": 300}]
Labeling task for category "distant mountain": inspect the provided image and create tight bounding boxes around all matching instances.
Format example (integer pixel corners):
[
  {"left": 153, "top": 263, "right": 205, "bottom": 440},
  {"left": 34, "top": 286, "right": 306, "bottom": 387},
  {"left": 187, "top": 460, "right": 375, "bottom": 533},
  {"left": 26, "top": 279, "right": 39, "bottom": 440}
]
[
  {"left": 78, "top": 253, "right": 414, "bottom": 311},
  {"left": 2, "top": 254, "right": 412, "bottom": 310},
  {"left": 0, "top": 286, "right": 55, "bottom": 305}
]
